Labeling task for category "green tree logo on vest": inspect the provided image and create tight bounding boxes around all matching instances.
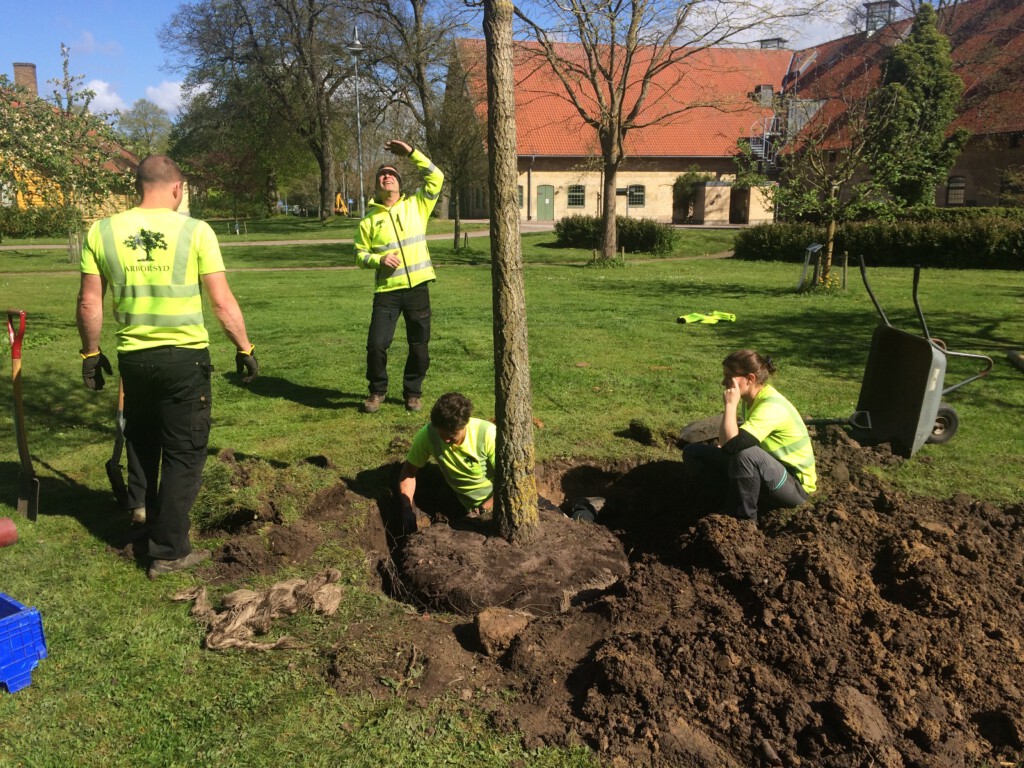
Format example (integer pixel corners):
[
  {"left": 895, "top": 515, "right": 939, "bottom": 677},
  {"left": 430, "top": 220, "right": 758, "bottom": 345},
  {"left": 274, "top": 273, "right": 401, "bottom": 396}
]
[{"left": 123, "top": 229, "right": 168, "bottom": 262}]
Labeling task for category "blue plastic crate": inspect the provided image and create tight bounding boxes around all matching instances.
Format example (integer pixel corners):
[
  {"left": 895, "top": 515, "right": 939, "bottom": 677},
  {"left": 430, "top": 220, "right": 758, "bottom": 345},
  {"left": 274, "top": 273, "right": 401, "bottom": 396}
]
[{"left": 0, "top": 593, "right": 47, "bottom": 694}]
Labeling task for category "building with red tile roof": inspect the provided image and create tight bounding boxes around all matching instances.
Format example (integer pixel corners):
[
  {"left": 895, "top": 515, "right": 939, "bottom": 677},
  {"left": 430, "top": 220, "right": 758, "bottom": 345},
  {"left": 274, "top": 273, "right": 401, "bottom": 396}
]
[
  {"left": 784, "top": 0, "right": 1024, "bottom": 207},
  {"left": 457, "top": 0, "right": 1024, "bottom": 223},
  {"left": 457, "top": 38, "right": 791, "bottom": 225}
]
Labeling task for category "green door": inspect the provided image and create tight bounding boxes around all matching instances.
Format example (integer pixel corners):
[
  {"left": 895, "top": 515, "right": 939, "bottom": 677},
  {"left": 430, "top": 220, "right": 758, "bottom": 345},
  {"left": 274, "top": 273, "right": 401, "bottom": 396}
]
[{"left": 536, "top": 185, "right": 555, "bottom": 221}]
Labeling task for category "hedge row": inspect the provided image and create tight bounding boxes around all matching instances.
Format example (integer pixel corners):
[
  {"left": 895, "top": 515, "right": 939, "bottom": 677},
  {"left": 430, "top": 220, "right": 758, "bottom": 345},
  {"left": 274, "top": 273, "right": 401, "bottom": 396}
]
[
  {"left": 0, "top": 206, "right": 82, "bottom": 239},
  {"left": 734, "top": 216, "right": 1024, "bottom": 269},
  {"left": 555, "top": 214, "right": 676, "bottom": 254}
]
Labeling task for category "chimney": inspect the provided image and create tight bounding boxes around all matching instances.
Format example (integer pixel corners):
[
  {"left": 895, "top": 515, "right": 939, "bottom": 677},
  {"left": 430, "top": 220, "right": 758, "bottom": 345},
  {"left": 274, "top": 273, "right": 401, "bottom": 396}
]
[
  {"left": 13, "top": 62, "right": 38, "bottom": 97},
  {"left": 753, "top": 84, "right": 775, "bottom": 107},
  {"left": 864, "top": 1, "right": 897, "bottom": 35}
]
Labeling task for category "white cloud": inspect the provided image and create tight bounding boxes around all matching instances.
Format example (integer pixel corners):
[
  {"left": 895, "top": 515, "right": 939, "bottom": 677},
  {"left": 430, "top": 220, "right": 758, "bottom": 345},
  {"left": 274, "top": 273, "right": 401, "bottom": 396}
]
[
  {"left": 86, "top": 79, "right": 127, "bottom": 112},
  {"left": 146, "top": 81, "right": 185, "bottom": 116},
  {"left": 789, "top": 17, "right": 851, "bottom": 48},
  {"left": 71, "top": 30, "right": 122, "bottom": 57}
]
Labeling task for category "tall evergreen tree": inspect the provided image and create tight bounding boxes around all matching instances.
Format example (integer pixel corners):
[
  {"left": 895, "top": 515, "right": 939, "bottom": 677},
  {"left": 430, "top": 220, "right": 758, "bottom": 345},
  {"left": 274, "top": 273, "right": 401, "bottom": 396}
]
[{"left": 866, "top": 3, "right": 969, "bottom": 207}]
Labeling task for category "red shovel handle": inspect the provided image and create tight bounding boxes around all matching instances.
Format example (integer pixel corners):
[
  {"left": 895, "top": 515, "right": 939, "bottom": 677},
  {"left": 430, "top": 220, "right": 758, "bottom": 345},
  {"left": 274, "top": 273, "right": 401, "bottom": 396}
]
[{"left": 7, "top": 309, "right": 26, "bottom": 360}]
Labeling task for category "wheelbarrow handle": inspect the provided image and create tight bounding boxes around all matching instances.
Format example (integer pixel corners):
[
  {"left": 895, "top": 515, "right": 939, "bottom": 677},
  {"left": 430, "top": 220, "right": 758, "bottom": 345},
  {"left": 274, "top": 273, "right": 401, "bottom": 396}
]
[
  {"left": 857, "top": 256, "right": 891, "bottom": 327},
  {"left": 911, "top": 265, "right": 937, "bottom": 346},
  {"left": 941, "top": 349, "right": 995, "bottom": 396},
  {"left": 7, "top": 309, "right": 27, "bottom": 359},
  {"left": 804, "top": 410, "right": 872, "bottom": 431}
]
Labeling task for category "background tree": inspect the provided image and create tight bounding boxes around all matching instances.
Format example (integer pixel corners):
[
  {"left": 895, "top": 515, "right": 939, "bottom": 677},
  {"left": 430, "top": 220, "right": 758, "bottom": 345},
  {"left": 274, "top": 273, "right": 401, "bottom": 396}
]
[
  {"left": 359, "top": 0, "right": 479, "bottom": 232},
  {"left": 865, "top": 2, "right": 969, "bottom": 208},
  {"left": 116, "top": 99, "right": 173, "bottom": 158},
  {"left": 161, "top": 0, "right": 355, "bottom": 220},
  {"left": 170, "top": 74, "right": 311, "bottom": 218},
  {"left": 435, "top": 46, "right": 488, "bottom": 248},
  {"left": 485, "top": 0, "right": 539, "bottom": 544},
  {"left": 998, "top": 166, "right": 1024, "bottom": 208},
  {"left": 512, "top": 0, "right": 826, "bottom": 261},
  {"left": 672, "top": 165, "right": 709, "bottom": 224},
  {"left": 0, "top": 44, "right": 133, "bottom": 233}
]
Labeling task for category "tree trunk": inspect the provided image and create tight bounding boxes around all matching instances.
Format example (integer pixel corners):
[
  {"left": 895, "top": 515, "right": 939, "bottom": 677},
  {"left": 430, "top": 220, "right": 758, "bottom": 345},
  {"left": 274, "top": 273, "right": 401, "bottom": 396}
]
[
  {"left": 316, "top": 107, "right": 337, "bottom": 221},
  {"left": 265, "top": 168, "right": 278, "bottom": 217},
  {"left": 485, "top": 0, "right": 539, "bottom": 545},
  {"left": 824, "top": 217, "right": 837, "bottom": 283},
  {"left": 601, "top": 155, "right": 620, "bottom": 261}
]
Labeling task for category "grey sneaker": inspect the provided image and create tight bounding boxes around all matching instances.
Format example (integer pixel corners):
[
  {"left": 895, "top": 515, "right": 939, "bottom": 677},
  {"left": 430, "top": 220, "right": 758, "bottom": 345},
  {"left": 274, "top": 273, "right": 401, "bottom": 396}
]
[
  {"left": 147, "top": 549, "right": 211, "bottom": 579},
  {"left": 405, "top": 396, "right": 422, "bottom": 412},
  {"left": 361, "top": 393, "right": 385, "bottom": 413}
]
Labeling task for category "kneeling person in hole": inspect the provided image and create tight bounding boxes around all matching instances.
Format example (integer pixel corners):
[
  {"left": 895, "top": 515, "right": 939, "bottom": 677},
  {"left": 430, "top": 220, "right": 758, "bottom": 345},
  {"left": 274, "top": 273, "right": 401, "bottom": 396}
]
[{"left": 398, "top": 392, "right": 496, "bottom": 532}]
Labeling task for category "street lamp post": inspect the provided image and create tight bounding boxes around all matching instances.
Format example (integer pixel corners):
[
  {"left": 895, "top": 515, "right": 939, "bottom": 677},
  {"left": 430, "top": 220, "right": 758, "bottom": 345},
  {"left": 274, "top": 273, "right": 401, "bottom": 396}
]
[{"left": 348, "top": 32, "right": 365, "bottom": 219}]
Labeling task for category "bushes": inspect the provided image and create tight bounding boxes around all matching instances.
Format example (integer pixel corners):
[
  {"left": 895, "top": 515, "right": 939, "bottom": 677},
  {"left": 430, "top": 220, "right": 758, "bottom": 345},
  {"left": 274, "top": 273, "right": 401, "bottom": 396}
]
[
  {"left": 554, "top": 215, "right": 603, "bottom": 249},
  {"left": 0, "top": 206, "right": 83, "bottom": 239},
  {"left": 554, "top": 214, "right": 676, "bottom": 254},
  {"left": 734, "top": 215, "right": 1024, "bottom": 269}
]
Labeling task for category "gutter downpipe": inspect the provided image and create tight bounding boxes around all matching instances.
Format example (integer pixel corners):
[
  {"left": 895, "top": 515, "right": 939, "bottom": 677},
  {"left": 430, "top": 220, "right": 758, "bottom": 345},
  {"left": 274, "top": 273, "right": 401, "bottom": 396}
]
[{"left": 527, "top": 155, "right": 535, "bottom": 221}]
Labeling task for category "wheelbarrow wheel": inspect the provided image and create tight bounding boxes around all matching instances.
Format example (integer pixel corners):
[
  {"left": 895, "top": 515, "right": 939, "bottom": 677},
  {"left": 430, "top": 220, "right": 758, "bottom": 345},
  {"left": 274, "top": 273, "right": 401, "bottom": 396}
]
[{"left": 927, "top": 403, "right": 959, "bottom": 445}]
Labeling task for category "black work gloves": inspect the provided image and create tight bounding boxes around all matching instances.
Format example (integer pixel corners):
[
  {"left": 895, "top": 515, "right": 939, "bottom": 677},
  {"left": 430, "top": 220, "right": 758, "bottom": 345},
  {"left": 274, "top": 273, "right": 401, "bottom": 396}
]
[
  {"left": 81, "top": 350, "right": 113, "bottom": 390},
  {"left": 235, "top": 344, "right": 259, "bottom": 384}
]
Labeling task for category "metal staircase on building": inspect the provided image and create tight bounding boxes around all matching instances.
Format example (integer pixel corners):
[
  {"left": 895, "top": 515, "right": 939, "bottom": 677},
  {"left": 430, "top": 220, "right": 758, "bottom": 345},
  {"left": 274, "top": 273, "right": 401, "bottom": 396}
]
[{"left": 749, "top": 115, "right": 782, "bottom": 167}]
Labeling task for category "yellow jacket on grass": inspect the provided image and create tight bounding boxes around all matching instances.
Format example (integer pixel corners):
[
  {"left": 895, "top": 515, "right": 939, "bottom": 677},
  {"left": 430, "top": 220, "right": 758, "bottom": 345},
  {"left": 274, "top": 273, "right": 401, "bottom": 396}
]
[{"left": 354, "top": 148, "right": 443, "bottom": 293}]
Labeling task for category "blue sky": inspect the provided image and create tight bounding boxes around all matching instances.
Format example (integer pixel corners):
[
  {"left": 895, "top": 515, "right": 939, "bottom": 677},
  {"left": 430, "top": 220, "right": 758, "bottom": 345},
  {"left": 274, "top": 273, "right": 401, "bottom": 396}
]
[{"left": 5, "top": 0, "right": 185, "bottom": 116}]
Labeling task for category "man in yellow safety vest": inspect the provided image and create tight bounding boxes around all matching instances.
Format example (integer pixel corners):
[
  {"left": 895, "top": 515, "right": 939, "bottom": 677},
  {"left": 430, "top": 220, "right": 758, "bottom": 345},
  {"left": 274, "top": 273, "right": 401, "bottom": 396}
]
[
  {"left": 76, "top": 155, "right": 259, "bottom": 578},
  {"left": 354, "top": 138, "right": 444, "bottom": 414}
]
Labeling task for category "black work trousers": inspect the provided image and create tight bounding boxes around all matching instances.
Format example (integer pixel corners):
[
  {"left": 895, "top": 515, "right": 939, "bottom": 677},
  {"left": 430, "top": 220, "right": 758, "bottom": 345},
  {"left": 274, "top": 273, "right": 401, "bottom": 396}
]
[
  {"left": 683, "top": 443, "right": 808, "bottom": 522},
  {"left": 366, "top": 282, "right": 431, "bottom": 399},
  {"left": 119, "top": 346, "right": 212, "bottom": 560}
]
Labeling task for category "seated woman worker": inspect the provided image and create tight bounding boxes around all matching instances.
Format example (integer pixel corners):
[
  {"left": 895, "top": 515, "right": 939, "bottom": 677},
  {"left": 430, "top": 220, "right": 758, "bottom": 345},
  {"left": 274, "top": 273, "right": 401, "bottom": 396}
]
[{"left": 683, "top": 349, "right": 816, "bottom": 521}]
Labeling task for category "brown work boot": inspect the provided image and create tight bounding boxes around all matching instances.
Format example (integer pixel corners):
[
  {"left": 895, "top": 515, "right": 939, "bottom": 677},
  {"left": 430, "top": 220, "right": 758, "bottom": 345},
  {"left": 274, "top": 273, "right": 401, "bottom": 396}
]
[
  {"left": 361, "top": 393, "right": 385, "bottom": 413},
  {"left": 147, "top": 549, "right": 211, "bottom": 579},
  {"left": 405, "top": 396, "right": 422, "bottom": 413}
]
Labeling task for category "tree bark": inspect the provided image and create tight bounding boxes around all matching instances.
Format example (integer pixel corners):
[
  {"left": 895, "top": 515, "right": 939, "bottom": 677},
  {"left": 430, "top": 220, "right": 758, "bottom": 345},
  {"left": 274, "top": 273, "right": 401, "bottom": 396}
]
[
  {"left": 485, "top": 0, "right": 539, "bottom": 545},
  {"left": 601, "top": 156, "right": 620, "bottom": 261}
]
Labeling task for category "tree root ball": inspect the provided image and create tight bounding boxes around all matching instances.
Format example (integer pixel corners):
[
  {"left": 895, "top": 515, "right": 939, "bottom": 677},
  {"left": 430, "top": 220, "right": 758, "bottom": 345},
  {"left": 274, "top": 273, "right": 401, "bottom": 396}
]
[{"left": 396, "top": 508, "right": 630, "bottom": 616}]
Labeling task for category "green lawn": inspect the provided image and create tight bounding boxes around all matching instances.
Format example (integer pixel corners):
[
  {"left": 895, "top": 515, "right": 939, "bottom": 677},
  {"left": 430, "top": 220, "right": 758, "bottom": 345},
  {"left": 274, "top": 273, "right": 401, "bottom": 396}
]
[
  {"left": 0, "top": 212, "right": 488, "bottom": 249},
  {"left": 1, "top": 241, "right": 1022, "bottom": 765}
]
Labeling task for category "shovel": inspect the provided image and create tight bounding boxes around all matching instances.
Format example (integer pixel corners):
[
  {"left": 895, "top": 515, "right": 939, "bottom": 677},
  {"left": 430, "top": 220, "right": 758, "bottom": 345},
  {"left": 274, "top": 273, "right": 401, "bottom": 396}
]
[
  {"left": 678, "top": 410, "right": 872, "bottom": 448},
  {"left": 105, "top": 377, "right": 129, "bottom": 508},
  {"left": 6, "top": 310, "right": 39, "bottom": 521}
]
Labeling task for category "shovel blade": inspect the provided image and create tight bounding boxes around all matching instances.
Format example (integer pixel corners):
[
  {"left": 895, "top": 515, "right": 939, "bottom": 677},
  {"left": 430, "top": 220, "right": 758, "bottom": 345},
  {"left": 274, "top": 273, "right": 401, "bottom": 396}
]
[
  {"left": 18, "top": 475, "right": 40, "bottom": 522},
  {"left": 106, "top": 459, "right": 129, "bottom": 509},
  {"left": 678, "top": 415, "right": 721, "bottom": 446}
]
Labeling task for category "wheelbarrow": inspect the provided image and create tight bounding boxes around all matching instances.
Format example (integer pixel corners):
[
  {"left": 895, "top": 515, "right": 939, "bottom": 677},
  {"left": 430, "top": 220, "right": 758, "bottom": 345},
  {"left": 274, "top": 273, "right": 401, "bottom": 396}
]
[{"left": 807, "top": 257, "right": 993, "bottom": 458}]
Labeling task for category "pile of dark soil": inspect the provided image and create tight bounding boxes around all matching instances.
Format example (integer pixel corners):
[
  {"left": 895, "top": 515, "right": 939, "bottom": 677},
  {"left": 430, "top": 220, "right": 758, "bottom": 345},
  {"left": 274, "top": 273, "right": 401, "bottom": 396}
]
[
  {"left": 133, "top": 427, "right": 1024, "bottom": 767},
  {"left": 498, "top": 438, "right": 1024, "bottom": 767}
]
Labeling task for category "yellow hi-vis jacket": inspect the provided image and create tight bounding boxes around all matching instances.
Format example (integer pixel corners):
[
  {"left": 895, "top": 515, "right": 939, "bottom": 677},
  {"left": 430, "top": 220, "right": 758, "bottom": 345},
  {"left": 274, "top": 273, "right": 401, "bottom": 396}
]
[
  {"left": 740, "top": 384, "right": 818, "bottom": 494},
  {"left": 405, "top": 418, "right": 496, "bottom": 509},
  {"left": 354, "top": 149, "right": 444, "bottom": 292},
  {"left": 81, "top": 208, "right": 225, "bottom": 352}
]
